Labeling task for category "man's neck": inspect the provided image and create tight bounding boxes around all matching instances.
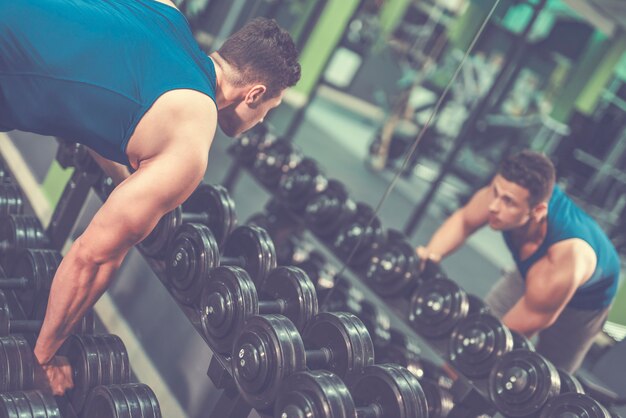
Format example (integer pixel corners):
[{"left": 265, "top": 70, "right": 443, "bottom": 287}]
[{"left": 510, "top": 216, "right": 548, "bottom": 246}]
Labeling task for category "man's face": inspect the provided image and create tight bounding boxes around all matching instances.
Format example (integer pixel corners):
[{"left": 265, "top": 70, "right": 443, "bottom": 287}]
[
  {"left": 487, "top": 175, "right": 534, "bottom": 231},
  {"left": 218, "top": 89, "right": 284, "bottom": 137}
]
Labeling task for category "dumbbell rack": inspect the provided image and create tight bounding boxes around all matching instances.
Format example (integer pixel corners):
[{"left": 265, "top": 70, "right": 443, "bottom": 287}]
[
  {"left": 0, "top": 159, "right": 86, "bottom": 417},
  {"left": 226, "top": 145, "right": 498, "bottom": 417},
  {"left": 39, "top": 143, "right": 271, "bottom": 418}
]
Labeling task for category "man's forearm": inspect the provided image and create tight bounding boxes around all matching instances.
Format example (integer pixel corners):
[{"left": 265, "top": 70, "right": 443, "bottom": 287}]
[
  {"left": 33, "top": 239, "right": 124, "bottom": 364},
  {"left": 86, "top": 148, "right": 131, "bottom": 186},
  {"left": 425, "top": 210, "right": 473, "bottom": 260}
]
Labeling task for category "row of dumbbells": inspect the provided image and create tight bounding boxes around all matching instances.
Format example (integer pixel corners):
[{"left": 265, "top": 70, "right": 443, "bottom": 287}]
[
  {"left": 228, "top": 126, "right": 620, "bottom": 417},
  {"left": 0, "top": 331, "right": 160, "bottom": 418},
  {"left": 134, "top": 180, "right": 460, "bottom": 417},
  {"left": 273, "top": 216, "right": 619, "bottom": 417},
  {"left": 0, "top": 169, "right": 163, "bottom": 417}
]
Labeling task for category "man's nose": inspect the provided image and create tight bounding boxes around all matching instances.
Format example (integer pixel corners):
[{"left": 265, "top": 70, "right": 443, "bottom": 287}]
[{"left": 488, "top": 199, "right": 499, "bottom": 213}]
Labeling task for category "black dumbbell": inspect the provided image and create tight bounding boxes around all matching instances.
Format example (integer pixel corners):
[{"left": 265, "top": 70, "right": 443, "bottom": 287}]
[
  {"left": 97, "top": 175, "right": 116, "bottom": 200},
  {"left": 0, "top": 390, "right": 60, "bottom": 417},
  {"left": 56, "top": 140, "right": 93, "bottom": 171},
  {"left": 489, "top": 349, "right": 561, "bottom": 417},
  {"left": 304, "top": 180, "right": 357, "bottom": 239},
  {"left": 275, "top": 365, "right": 429, "bottom": 418},
  {"left": 355, "top": 299, "right": 391, "bottom": 351},
  {"left": 200, "top": 266, "right": 319, "bottom": 353},
  {"left": 0, "top": 215, "right": 48, "bottom": 255},
  {"left": 319, "top": 277, "right": 365, "bottom": 314},
  {"left": 540, "top": 393, "right": 611, "bottom": 418},
  {"left": 408, "top": 277, "right": 470, "bottom": 338},
  {"left": 229, "top": 123, "right": 277, "bottom": 166},
  {"left": 277, "top": 158, "right": 329, "bottom": 215},
  {"left": 332, "top": 202, "right": 384, "bottom": 269},
  {"left": 59, "top": 334, "right": 131, "bottom": 413},
  {"left": 292, "top": 250, "right": 338, "bottom": 301},
  {"left": 0, "top": 249, "right": 61, "bottom": 319},
  {"left": 232, "top": 312, "right": 375, "bottom": 410},
  {"left": 252, "top": 138, "right": 303, "bottom": 188},
  {"left": 510, "top": 330, "right": 535, "bottom": 351},
  {"left": 83, "top": 383, "right": 162, "bottom": 418},
  {"left": 0, "top": 161, "right": 10, "bottom": 181},
  {"left": 0, "top": 182, "right": 23, "bottom": 217},
  {"left": 557, "top": 368, "right": 585, "bottom": 394},
  {"left": 420, "top": 379, "right": 455, "bottom": 418},
  {"left": 0, "top": 290, "right": 94, "bottom": 336},
  {"left": 448, "top": 312, "right": 514, "bottom": 379},
  {"left": 166, "top": 224, "right": 277, "bottom": 305},
  {"left": 467, "top": 293, "right": 491, "bottom": 315},
  {"left": 365, "top": 229, "right": 421, "bottom": 296},
  {"left": 0, "top": 335, "right": 35, "bottom": 392},
  {"left": 377, "top": 328, "right": 426, "bottom": 374},
  {"left": 140, "top": 183, "right": 237, "bottom": 257}
]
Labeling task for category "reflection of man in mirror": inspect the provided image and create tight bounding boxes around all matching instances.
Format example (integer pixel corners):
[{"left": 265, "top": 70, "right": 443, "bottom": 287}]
[{"left": 418, "top": 151, "right": 621, "bottom": 372}]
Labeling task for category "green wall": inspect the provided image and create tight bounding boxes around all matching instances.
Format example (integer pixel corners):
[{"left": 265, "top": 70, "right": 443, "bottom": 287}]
[{"left": 293, "top": 0, "right": 361, "bottom": 98}]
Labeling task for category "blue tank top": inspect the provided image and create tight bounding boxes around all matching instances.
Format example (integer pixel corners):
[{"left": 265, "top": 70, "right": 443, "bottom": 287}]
[
  {"left": 503, "top": 186, "right": 621, "bottom": 310},
  {"left": 0, "top": 0, "right": 216, "bottom": 165}
]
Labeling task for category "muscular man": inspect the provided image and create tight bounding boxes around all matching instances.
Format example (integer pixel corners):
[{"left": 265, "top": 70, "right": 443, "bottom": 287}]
[
  {"left": 418, "top": 151, "right": 621, "bottom": 372},
  {"left": 0, "top": 0, "right": 300, "bottom": 393}
]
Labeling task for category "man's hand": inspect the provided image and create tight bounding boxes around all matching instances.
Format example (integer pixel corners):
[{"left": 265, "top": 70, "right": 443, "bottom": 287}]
[
  {"left": 416, "top": 246, "right": 442, "bottom": 272},
  {"left": 35, "top": 356, "right": 73, "bottom": 395}
]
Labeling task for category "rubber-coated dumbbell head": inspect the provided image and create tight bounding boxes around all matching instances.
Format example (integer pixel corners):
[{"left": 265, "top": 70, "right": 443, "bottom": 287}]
[
  {"left": 0, "top": 215, "right": 48, "bottom": 255},
  {"left": 0, "top": 336, "right": 35, "bottom": 392},
  {"left": 365, "top": 229, "right": 420, "bottom": 296},
  {"left": 182, "top": 183, "right": 237, "bottom": 248},
  {"left": 253, "top": 138, "right": 303, "bottom": 188},
  {"left": 277, "top": 158, "right": 328, "bottom": 214},
  {"left": 408, "top": 277, "right": 470, "bottom": 338},
  {"left": 232, "top": 312, "right": 374, "bottom": 410},
  {"left": 332, "top": 202, "right": 384, "bottom": 269},
  {"left": 230, "top": 123, "right": 276, "bottom": 166},
  {"left": 166, "top": 223, "right": 218, "bottom": 305},
  {"left": 448, "top": 313, "right": 514, "bottom": 379},
  {"left": 0, "top": 290, "right": 94, "bottom": 336},
  {"left": 557, "top": 368, "right": 585, "bottom": 394},
  {"left": 539, "top": 393, "right": 611, "bottom": 418},
  {"left": 0, "top": 390, "right": 60, "bottom": 418},
  {"left": 59, "top": 334, "right": 131, "bottom": 413},
  {"left": 200, "top": 266, "right": 318, "bottom": 353},
  {"left": 489, "top": 349, "right": 560, "bottom": 417},
  {"left": 511, "top": 330, "right": 535, "bottom": 351},
  {"left": 420, "top": 379, "right": 454, "bottom": 418},
  {"left": 222, "top": 225, "right": 277, "bottom": 284},
  {"left": 83, "top": 383, "right": 162, "bottom": 418},
  {"left": 0, "top": 183, "right": 23, "bottom": 217},
  {"left": 467, "top": 293, "right": 491, "bottom": 315},
  {"left": 304, "top": 180, "right": 356, "bottom": 240},
  {"left": 2, "top": 249, "right": 61, "bottom": 319}
]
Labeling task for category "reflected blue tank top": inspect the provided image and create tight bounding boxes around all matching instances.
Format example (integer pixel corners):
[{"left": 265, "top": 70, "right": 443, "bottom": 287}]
[
  {"left": 0, "top": 0, "right": 216, "bottom": 165},
  {"left": 503, "top": 186, "right": 621, "bottom": 310}
]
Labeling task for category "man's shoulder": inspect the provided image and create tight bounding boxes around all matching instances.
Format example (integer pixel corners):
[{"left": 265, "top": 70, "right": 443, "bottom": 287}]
[{"left": 545, "top": 238, "right": 596, "bottom": 265}]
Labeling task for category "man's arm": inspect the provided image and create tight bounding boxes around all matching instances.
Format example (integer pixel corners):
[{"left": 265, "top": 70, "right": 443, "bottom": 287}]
[
  {"left": 502, "top": 240, "right": 596, "bottom": 336},
  {"left": 419, "top": 186, "right": 492, "bottom": 262},
  {"left": 34, "top": 141, "right": 209, "bottom": 390}
]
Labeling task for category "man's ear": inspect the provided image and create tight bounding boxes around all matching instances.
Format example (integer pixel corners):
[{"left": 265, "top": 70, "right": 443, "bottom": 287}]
[
  {"left": 532, "top": 201, "right": 548, "bottom": 222},
  {"left": 245, "top": 85, "right": 267, "bottom": 105}
]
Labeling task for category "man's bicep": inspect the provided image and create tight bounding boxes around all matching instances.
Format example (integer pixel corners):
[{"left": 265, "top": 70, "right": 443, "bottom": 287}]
[
  {"left": 77, "top": 154, "right": 206, "bottom": 262},
  {"left": 525, "top": 256, "right": 578, "bottom": 315}
]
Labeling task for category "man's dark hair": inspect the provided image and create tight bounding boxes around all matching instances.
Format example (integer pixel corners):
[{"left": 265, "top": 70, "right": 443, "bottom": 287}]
[
  {"left": 498, "top": 150, "right": 556, "bottom": 207},
  {"left": 218, "top": 18, "right": 301, "bottom": 98}
]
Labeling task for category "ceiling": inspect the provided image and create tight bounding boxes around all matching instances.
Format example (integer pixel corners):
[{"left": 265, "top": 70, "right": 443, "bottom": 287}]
[{"left": 563, "top": 0, "right": 626, "bottom": 36}]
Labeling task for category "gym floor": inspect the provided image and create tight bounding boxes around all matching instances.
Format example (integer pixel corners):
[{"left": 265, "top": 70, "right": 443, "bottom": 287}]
[{"left": 5, "top": 93, "right": 625, "bottom": 417}]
